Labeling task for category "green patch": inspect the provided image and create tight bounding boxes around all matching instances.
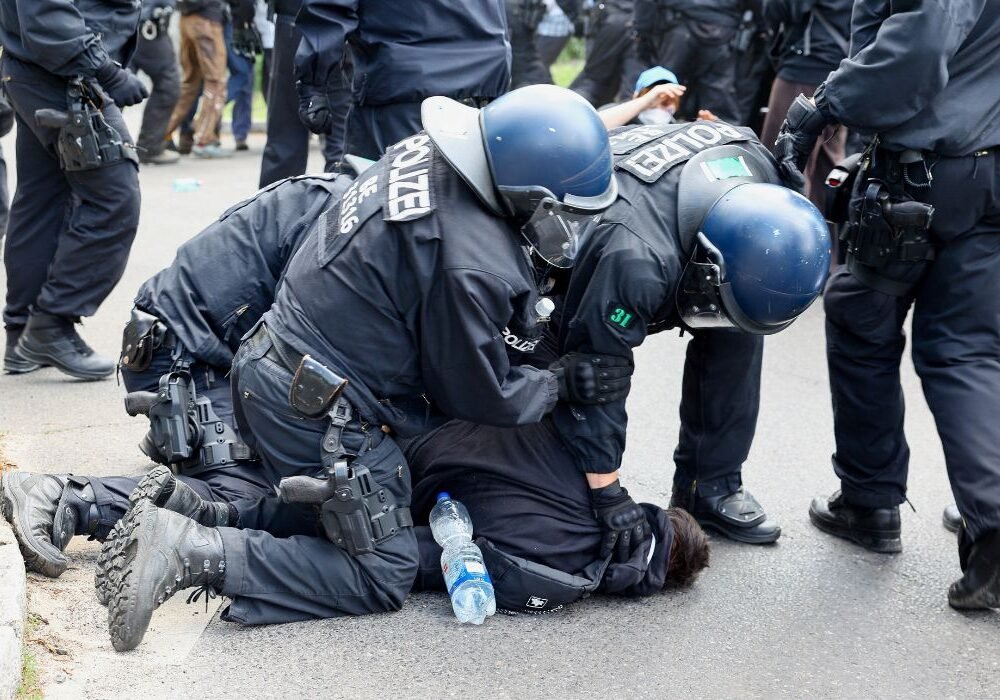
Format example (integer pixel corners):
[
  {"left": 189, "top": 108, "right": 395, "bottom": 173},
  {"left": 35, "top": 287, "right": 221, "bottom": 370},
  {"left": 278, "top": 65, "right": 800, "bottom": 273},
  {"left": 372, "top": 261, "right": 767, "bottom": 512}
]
[
  {"left": 17, "top": 648, "right": 42, "bottom": 700},
  {"left": 702, "top": 156, "right": 752, "bottom": 180},
  {"left": 608, "top": 305, "right": 636, "bottom": 329}
]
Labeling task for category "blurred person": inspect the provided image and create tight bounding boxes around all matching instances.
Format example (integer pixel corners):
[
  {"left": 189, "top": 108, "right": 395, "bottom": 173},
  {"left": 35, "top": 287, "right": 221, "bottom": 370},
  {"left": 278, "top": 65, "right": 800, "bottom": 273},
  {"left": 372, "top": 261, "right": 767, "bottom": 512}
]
[
  {"left": 505, "top": 0, "right": 550, "bottom": 89},
  {"left": 226, "top": 0, "right": 259, "bottom": 151},
  {"left": 131, "top": 0, "right": 182, "bottom": 165},
  {"left": 569, "top": 0, "right": 642, "bottom": 107},
  {"left": 536, "top": 0, "right": 579, "bottom": 76},
  {"left": 760, "top": 0, "right": 850, "bottom": 208}
]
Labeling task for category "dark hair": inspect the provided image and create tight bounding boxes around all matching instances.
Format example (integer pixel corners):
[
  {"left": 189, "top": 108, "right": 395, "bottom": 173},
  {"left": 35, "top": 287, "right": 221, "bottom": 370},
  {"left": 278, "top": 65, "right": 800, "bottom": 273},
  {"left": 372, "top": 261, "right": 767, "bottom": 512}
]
[{"left": 665, "top": 507, "right": 710, "bottom": 588}]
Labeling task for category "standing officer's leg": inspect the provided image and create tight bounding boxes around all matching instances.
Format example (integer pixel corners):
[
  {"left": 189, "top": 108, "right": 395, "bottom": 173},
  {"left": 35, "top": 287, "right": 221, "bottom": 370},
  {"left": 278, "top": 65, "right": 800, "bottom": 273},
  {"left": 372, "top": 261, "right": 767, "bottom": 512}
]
[
  {"left": 671, "top": 329, "right": 778, "bottom": 543},
  {"left": 907, "top": 153, "right": 1000, "bottom": 608},
  {"left": 131, "top": 33, "right": 181, "bottom": 164},
  {"left": 569, "top": 5, "right": 632, "bottom": 107},
  {"left": 345, "top": 102, "right": 422, "bottom": 161},
  {"left": 259, "top": 14, "right": 310, "bottom": 186},
  {"left": 689, "top": 31, "right": 739, "bottom": 123},
  {"left": 809, "top": 265, "right": 917, "bottom": 552}
]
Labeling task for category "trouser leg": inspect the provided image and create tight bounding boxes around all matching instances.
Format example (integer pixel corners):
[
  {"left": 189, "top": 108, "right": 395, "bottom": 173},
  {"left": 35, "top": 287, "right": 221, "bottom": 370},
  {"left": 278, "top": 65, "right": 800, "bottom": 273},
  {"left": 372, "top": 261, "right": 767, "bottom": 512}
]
[
  {"left": 690, "top": 33, "right": 739, "bottom": 123},
  {"left": 569, "top": 8, "right": 631, "bottom": 106},
  {"left": 910, "top": 154, "right": 1000, "bottom": 542},
  {"left": 188, "top": 16, "right": 227, "bottom": 146},
  {"left": 0, "top": 143, "right": 9, "bottom": 243},
  {"left": 130, "top": 33, "right": 181, "bottom": 156},
  {"left": 166, "top": 15, "right": 205, "bottom": 137},
  {"left": 536, "top": 34, "right": 570, "bottom": 69},
  {"left": 258, "top": 15, "right": 309, "bottom": 186},
  {"left": 824, "top": 265, "right": 915, "bottom": 508},
  {"left": 225, "top": 22, "right": 254, "bottom": 143},
  {"left": 673, "top": 329, "right": 762, "bottom": 496}
]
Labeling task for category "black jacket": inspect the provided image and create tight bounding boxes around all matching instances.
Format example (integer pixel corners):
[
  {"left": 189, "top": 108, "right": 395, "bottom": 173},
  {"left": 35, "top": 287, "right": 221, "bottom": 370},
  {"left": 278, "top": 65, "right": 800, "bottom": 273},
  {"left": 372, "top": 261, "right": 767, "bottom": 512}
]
[
  {"left": 0, "top": 0, "right": 140, "bottom": 76},
  {"left": 764, "top": 0, "right": 851, "bottom": 85},
  {"left": 551, "top": 121, "right": 777, "bottom": 473},
  {"left": 294, "top": 0, "right": 511, "bottom": 106},
  {"left": 176, "top": 0, "right": 227, "bottom": 22},
  {"left": 135, "top": 174, "right": 354, "bottom": 370},
  {"left": 264, "top": 133, "right": 558, "bottom": 437},
  {"left": 140, "top": 0, "right": 177, "bottom": 22},
  {"left": 817, "top": 0, "right": 1000, "bottom": 155}
]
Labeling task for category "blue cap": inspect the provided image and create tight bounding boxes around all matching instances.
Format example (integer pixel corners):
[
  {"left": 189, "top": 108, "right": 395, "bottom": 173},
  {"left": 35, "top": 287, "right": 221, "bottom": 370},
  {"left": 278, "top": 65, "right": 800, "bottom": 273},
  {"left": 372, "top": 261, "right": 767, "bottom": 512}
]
[
  {"left": 634, "top": 66, "right": 679, "bottom": 94},
  {"left": 436, "top": 492, "right": 451, "bottom": 502}
]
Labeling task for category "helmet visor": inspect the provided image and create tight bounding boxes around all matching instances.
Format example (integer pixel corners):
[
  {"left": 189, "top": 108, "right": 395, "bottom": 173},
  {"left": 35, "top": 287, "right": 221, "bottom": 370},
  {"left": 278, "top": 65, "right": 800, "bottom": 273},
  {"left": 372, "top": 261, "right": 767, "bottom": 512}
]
[{"left": 521, "top": 197, "right": 602, "bottom": 268}]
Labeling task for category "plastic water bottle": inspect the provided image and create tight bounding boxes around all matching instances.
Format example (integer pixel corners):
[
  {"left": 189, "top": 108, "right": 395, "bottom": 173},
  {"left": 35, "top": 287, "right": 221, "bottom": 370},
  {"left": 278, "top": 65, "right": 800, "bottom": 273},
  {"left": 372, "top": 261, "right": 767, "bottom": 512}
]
[{"left": 429, "top": 493, "right": 496, "bottom": 625}]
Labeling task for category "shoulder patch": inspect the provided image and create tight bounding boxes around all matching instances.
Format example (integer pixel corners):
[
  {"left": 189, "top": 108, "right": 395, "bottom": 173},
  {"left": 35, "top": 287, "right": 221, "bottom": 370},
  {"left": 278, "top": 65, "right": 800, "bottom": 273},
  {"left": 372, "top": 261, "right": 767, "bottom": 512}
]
[
  {"left": 615, "top": 122, "right": 751, "bottom": 184},
  {"left": 317, "top": 170, "right": 381, "bottom": 266},
  {"left": 606, "top": 302, "right": 637, "bottom": 331},
  {"left": 382, "top": 134, "right": 436, "bottom": 223}
]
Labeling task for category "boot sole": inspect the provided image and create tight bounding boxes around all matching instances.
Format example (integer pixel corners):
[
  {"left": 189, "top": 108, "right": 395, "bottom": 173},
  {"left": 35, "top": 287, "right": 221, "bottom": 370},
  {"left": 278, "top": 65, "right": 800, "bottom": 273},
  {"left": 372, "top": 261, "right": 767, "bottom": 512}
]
[
  {"left": 3, "top": 356, "right": 43, "bottom": 374},
  {"left": 809, "top": 509, "right": 903, "bottom": 554},
  {"left": 128, "top": 466, "right": 173, "bottom": 508},
  {"left": 95, "top": 522, "right": 124, "bottom": 607},
  {"left": 17, "top": 343, "right": 113, "bottom": 381},
  {"left": 0, "top": 473, "right": 68, "bottom": 577},
  {"left": 107, "top": 501, "right": 159, "bottom": 651}
]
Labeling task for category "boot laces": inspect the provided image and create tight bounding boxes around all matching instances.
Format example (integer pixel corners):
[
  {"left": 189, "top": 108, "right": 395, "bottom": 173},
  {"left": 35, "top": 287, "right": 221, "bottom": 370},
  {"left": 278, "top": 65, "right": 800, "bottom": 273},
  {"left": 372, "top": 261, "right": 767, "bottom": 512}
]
[{"left": 158, "top": 556, "right": 225, "bottom": 612}]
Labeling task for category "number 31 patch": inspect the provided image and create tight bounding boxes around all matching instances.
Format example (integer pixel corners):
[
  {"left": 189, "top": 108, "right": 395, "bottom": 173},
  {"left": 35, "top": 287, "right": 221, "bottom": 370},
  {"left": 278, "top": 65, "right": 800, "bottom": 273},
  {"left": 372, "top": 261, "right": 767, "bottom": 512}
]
[{"left": 607, "top": 303, "right": 636, "bottom": 331}]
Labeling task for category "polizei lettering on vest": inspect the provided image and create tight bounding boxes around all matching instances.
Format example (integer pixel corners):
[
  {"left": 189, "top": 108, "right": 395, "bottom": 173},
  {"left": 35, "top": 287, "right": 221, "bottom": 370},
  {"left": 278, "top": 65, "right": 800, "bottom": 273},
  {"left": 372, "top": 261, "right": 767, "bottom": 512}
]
[
  {"left": 618, "top": 122, "right": 746, "bottom": 183},
  {"left": 385, "top": 134, "right": 434, "bottom": 222},
  {"left": 502, "top": 328, "right": 541, "bottom": 353}
]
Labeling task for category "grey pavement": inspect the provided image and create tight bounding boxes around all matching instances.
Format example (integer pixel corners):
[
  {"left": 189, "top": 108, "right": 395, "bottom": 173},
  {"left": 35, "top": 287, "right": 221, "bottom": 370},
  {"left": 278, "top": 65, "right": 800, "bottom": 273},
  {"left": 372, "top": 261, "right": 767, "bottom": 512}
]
[{"left": 1, "top": 123, "right": 998, "bottom": 699}]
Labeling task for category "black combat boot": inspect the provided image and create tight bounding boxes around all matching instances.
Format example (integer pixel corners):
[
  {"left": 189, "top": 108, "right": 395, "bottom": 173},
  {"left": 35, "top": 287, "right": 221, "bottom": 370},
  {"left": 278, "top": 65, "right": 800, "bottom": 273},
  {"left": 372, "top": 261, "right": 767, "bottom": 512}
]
[
  {"left": 808, "top": 490, "right": 902, "bottom": 553},
  {"left": 17, "top": 312, "right": 115, "bottom": 380},
  {"left": 94, "top": 466, "right": 234, "bottom": 606},
  {"left": 943, "top": 504, "right": 962, "bottom": 534},
  {"left": 948, "top": 529, "right": 1000, "bottom": 610},
  {"left": 0, "top": 472, "right": 69, "bottom": 577},
  {"left": 3, "top": 327, "right": 42, "bottom": 374},
  {"left": 104, "top": 501, "right": 226, "bottom": 651},
  {"left": 670, "top": 483, "right": 781, "bottom": 545}
]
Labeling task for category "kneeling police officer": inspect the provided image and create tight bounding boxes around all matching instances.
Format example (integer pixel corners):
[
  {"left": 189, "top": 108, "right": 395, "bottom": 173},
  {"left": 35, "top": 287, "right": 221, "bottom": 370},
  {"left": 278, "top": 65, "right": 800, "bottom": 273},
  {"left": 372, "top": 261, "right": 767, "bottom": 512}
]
[
  {"left": 98, "top": 86, "right": 632, "bottom": 651},
  {"left": 776, "top": 0, "right": 1000, "bottom": 610},
  {"left": 0, "top": 168, "right": 362, "bottom": 579}
]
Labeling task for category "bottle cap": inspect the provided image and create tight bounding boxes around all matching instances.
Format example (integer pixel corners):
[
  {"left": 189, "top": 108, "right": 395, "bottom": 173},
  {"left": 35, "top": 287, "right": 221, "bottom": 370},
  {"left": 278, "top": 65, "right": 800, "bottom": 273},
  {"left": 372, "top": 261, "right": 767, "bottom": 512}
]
[
  {"left": 535, "top": 297, "right": 555, "bottom": 319},
  {"left": 436, "top": 492, "right": 450, "bottom": 502}
]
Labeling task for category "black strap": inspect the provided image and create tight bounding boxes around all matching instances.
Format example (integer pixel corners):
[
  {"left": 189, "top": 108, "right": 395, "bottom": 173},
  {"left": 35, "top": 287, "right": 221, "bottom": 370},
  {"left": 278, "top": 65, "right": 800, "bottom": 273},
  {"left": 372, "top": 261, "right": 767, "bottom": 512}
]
[{"left": 811, "top": 8, "right": 849, "bottom": 56}]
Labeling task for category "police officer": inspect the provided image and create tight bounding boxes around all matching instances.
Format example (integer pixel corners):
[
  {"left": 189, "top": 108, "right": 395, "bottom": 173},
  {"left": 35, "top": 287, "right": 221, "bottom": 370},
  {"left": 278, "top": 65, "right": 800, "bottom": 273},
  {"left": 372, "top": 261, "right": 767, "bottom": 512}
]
[
  {"left": 0, "top": 0, "right": 145, "bottom": 380},
  {"left": 131, "top": 0, "right": 182, "bottom": 165},
  {"left": 633, "top": 0, "right": 749, "bottom": 123},
  {"left": 294, "top": 0, "right": 511, "bottom": 161},
  {"left": 257, "top": 0, "right": 349, "bottom": 186},
  {"left": 97, "top": 86, "right": 632, "bottom": 651},
  {"left": 505, "top": 0, "right": 551, "bottom": 89},
  {"left": 0, "top": 169, "right": 360, "bottom": 579},
  {"left": 553, "top": 119, "right": 831, "bottom": 546},
  {"left": 776, "top": 0, "right": 1000, "bottom": 609}
]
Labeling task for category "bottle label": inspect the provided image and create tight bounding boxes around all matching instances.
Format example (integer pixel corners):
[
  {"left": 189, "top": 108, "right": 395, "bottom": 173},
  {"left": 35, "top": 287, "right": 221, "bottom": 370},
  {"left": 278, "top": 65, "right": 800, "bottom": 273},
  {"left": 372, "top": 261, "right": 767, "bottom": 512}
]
[{"left": 444, "top": 557, "right": 493, "bottom": 596}]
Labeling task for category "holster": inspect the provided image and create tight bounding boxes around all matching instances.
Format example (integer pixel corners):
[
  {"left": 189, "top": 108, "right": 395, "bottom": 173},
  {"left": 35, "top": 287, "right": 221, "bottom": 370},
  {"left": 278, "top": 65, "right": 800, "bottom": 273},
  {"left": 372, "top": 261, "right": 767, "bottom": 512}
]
[
  {"left": 34, "top": 78, "right": 138, "bottom": 172},
  {"left": 277, "top": 348, "right": 412, "bottom": 556},
  {"left": 120, "top": 307, "right": 168, "bottom": 373}
]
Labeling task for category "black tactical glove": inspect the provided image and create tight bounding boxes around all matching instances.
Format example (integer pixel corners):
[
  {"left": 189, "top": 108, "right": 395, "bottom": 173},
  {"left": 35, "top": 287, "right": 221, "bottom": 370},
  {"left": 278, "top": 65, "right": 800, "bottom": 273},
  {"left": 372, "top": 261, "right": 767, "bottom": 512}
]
[
  {"left": 297, "top": 83, "right": 333, "bottom": 134},
  {"left": 774, "top": 93, "right": 829, "bottom": 193},
  {"left": 228, "top": 0, "right": 256, "bottom": 26},
  {"left": 592, "top": 480, "right": 652, "bottom": 563},
  {"left": 231, "top": 24, "right": 263, "bottom": 58},
  {"left": 551, "top": 352, "right": 633, "bottom": 405},
  {"left": 95, "top": 60, "right": 149, "bottom": 108}
]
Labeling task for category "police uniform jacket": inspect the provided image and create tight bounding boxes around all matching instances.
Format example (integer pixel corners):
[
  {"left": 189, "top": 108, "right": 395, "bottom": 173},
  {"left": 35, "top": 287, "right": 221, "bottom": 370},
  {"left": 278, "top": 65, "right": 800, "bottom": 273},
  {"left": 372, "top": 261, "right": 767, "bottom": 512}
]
[
  {"left": 552, "top": 121, "right": 776, "bottom": 474},
  {"left": 135, "top": 174, "right": 355, "bottom": 370},
  {"left": 815, "top": 0, "right": 1000, "bottom": 155},
  {"left": 264, "top": 133, "right": 558, "bottom": 437},
  {"left": 294, "top": 0, "right": 511, "bottom": 107},
  {"left": 0, "top": 0, "right": 140, "bottom": 75}
]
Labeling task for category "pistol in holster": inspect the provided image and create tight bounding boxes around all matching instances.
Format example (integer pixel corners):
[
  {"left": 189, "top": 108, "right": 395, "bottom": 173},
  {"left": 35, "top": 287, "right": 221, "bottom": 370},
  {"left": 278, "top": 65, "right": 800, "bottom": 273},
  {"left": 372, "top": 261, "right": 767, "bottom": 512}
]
[
  {"left": 34, "top": 78, "right": 138, "bottom": 172},
  {"left": 278, "top": 353, "right": 411, "bottom": 556},
  {"left": 844, "top": 179, "right": 935, "bottom": 270}
]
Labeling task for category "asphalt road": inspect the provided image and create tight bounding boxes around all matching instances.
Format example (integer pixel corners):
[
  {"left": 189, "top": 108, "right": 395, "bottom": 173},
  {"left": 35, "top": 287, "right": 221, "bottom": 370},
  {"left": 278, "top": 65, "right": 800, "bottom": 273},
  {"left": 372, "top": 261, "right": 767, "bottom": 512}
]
[{"left": 0, "top": 122, "right": 997, "bottom": 700}]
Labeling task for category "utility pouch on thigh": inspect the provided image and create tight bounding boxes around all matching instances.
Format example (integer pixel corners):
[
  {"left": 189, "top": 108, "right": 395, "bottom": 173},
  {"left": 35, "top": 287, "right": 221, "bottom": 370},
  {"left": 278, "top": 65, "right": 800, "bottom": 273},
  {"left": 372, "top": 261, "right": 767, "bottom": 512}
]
[
  {"left": 478, "top": 538, "right": 609, "bottom": 615},
  {"left": 289, "top": 355, "right": 348, "bottom": 418},
  {"left": 120, "top": 308, "right": 166, "bottom": 372}
]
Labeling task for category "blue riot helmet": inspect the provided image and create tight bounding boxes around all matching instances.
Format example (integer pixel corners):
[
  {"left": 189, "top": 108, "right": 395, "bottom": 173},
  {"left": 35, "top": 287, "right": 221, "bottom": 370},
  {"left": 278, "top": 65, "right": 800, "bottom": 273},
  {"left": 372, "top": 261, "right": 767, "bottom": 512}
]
[
  {"left": 677, "top": 182, "right": 831, "bottom": 334},
  {"left": 422, "top": 85, "right": 618, "bottom": 267}
]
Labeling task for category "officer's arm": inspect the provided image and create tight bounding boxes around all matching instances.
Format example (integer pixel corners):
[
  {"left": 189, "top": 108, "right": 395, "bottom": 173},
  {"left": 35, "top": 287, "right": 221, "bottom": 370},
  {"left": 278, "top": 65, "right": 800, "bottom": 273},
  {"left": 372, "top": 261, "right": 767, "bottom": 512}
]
[
  {"left": 553, "top": 239, "right": 672, "bottom": 475},
  {"left": 14, "top": 0, "right": 113, "bottom": 77},
  {"left": 420, "top": 268, "right": 559, "bottom": 427},
  {"left": 818, "top": 0, "right": 983, "bottom": 131},
  {"left": 294, "top": 0, "right": 358, "bottom": 90}
]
